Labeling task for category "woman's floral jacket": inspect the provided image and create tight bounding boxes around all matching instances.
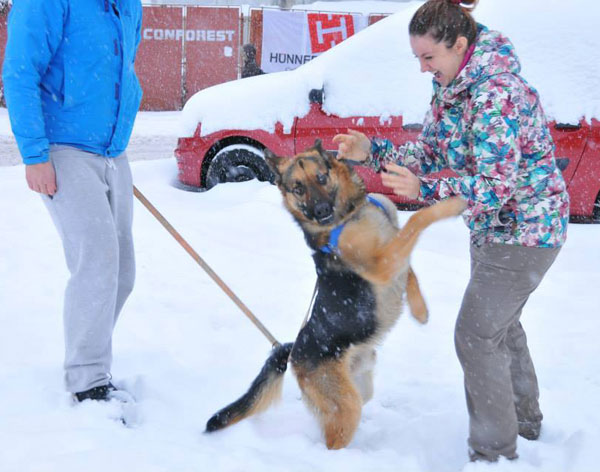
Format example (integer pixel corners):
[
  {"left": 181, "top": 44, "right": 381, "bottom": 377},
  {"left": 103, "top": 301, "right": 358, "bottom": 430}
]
[{"left": 368, "top": 25, "right": 569, "bottom": 248}]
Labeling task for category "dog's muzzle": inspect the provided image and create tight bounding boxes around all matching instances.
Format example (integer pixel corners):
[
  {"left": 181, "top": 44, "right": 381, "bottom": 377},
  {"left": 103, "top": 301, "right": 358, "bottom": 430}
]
[{"left": 314, "top": 202, "right": 334, "bottom": 225}]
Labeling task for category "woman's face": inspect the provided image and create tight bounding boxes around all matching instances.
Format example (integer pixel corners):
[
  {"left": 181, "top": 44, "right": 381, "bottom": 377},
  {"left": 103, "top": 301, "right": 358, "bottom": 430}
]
[{"left": 410, "top": 33, "right": 468, "bottom": 87}]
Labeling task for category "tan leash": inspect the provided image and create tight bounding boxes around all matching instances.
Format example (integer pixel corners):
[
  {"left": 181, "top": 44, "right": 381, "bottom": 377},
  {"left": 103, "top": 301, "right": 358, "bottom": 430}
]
[
  {"left": 133, "top": 185, "right": 281, "bottom": 348},
  {"left": 300, "top": 282, "right": 318, "bottom": 331}
]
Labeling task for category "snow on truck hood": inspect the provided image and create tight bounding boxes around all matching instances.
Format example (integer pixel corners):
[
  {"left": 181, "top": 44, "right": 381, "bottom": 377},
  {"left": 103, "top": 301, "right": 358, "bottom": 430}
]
[{"left": 180, "top": 0, "right": 600, "bottom": 138}]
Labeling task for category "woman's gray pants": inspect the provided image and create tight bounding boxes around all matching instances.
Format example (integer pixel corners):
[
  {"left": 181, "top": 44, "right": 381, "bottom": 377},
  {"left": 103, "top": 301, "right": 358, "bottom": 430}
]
[
  {"left": 43, "top": 146, "right": 135, "bottom": 394},
  {"left": 455, "top": 242, "right": 560, "bottom": 460}
]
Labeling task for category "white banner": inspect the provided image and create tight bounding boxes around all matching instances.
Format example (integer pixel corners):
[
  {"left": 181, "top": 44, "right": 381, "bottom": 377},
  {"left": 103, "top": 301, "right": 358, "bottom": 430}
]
[{"left": 260, "top": 10, "right": 368, "bottom": 73}]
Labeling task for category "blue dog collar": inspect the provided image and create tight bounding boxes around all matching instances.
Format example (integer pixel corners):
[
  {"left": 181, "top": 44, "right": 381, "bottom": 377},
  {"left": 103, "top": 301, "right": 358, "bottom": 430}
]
[{"left": 320, "top": 196, "right": 390, "bottom": 254}]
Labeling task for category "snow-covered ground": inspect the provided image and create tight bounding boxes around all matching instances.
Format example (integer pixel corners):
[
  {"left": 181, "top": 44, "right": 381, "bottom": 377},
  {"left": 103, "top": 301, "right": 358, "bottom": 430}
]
[
  {"left": 2, "top": 0, "right": 600, "bottom": 470},
  {"left": 1, "top": 109, "right": 600, "bottom": 471}
]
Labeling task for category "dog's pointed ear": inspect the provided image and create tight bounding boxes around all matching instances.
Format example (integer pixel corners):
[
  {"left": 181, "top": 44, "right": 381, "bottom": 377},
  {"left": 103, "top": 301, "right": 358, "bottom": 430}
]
[
  {"left": 312, "top": 139, "right": 336, "bottom": 168},
  {"left": 264, "top": 148, "right": 292, "bottom": 185},
  {"left": 313, "top": 139, "right": 324, "bottom": 153},
  {"left": 314, "top": 139, "right": 340, "bottom": 170}
]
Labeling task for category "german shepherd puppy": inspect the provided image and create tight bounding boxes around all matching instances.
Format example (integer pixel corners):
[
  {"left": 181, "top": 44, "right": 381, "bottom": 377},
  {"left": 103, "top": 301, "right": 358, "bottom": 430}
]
[{"left": 206, "top": 140, "right": 466, "bottom": 449}]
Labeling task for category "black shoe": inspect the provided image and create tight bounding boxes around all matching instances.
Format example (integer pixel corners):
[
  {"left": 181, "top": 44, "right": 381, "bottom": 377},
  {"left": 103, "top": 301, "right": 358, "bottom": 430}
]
[
  {"left": 469, "top": 448, "right": 518, "bottom": 463},
  {"left": 518, "top": 420, "right": 541, "bottom": 440},
  {"left": 73, "top": 382, "right": 138, "bottom": 426},
  {"left": 74, "top": 382, "right": 117, "bottom": 402}
]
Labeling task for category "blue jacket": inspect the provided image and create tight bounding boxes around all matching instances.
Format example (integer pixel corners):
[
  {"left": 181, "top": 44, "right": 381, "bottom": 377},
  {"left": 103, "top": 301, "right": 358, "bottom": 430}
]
[{"left": 2, "top": 0, "right": 143, "bottom": 164}]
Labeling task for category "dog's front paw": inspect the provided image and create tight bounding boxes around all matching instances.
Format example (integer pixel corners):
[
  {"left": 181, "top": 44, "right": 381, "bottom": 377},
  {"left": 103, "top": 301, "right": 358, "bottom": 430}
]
[{"left": 437, "top": 196, "right": 467, "bottom": 217}]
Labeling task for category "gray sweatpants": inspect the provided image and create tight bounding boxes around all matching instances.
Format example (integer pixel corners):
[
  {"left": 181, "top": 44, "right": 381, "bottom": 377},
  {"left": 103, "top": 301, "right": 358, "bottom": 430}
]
[
  {"left": 455, "top": 242, "right": 560, "bottom": 460},
  {"left": 43, "top": 145, "right": 135, "bottom": 394}
]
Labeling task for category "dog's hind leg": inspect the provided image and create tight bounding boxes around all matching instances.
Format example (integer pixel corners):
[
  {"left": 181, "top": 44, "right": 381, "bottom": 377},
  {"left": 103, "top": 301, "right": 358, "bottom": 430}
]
[
  {"left": 293, "top": 358, "right": 362, "bottom": 450},
  {"left": 348, "top": 345, "right": 376, "bottom": 404}
]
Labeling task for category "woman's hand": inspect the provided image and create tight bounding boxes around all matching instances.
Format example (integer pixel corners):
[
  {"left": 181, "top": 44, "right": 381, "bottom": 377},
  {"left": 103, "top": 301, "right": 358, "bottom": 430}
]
[
  {"left": 332, "top": 129, "right": 371, "bottom": 161},
  {"left": 381, "top": 163, "right": 420, "bottom": 199}
]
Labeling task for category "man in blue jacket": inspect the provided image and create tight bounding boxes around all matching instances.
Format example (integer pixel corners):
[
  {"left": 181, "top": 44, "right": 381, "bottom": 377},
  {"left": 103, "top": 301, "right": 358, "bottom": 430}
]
[{"left": 3, "top": 0, "right": 143, "bottom": 402}]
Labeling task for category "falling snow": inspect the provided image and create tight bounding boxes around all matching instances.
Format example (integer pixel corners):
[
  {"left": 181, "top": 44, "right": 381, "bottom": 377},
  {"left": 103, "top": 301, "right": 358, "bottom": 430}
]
[{"left": 1, "top": 1, "right": 599, "bottom": 471}]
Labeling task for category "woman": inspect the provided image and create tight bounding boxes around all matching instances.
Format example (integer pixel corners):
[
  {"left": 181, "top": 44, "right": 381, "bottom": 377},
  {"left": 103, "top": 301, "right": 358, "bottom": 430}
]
[{"left": 333, "top": 0, "right": 569, "bottom": 462}]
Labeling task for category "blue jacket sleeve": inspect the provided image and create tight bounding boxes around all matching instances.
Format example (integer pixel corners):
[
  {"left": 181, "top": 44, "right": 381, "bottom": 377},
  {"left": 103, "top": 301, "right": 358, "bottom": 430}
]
[{"left": 2, "top": 0, "right": 67, "bottom": 165}]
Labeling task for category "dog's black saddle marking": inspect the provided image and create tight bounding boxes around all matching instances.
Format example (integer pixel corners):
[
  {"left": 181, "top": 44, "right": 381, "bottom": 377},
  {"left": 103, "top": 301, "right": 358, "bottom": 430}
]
[{"left": 291, "top": 253, "right": 377, "bottom": 367}]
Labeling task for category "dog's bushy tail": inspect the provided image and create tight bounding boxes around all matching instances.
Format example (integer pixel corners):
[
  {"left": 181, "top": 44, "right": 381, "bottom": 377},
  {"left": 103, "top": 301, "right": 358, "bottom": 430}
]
[{"left": 205, "top": 342, "right": 294, "bottom": 432}]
